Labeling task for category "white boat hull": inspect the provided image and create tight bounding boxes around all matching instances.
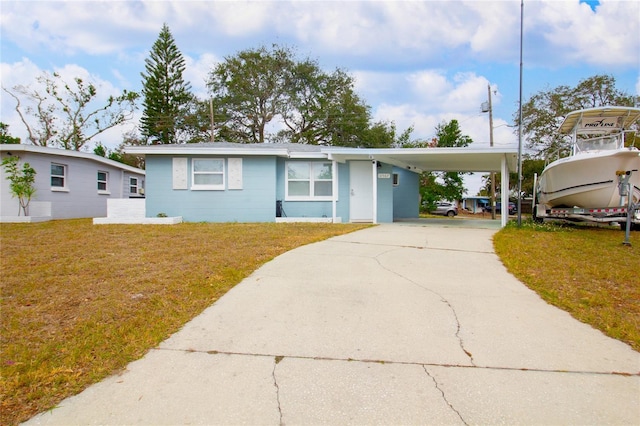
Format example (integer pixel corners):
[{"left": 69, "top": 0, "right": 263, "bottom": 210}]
[{"left": 537, "top": 149, "right": 640, "bottom": 208}]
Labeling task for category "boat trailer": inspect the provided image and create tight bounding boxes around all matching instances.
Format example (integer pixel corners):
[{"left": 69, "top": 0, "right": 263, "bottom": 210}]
[{"left": 534, "top": 169, "right": 640, "bottom": 244}]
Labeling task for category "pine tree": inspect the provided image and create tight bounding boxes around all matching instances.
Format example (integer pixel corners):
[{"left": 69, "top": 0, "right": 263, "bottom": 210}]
[{"left": 140, "top": 23, "right": 192, "bottom": 144}]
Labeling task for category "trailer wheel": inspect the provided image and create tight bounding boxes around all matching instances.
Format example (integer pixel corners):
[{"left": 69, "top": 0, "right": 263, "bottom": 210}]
[
  {"left": 619, "top": 222, "right": 639, "bottom": 232},
  {"left": 532, "top": 206, "right": 544, "bottom": 224}
]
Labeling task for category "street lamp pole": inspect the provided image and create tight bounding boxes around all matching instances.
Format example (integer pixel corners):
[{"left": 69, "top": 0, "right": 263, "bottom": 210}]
[{"left": 517, "top": 0, "right": 524, "bottom": 226}]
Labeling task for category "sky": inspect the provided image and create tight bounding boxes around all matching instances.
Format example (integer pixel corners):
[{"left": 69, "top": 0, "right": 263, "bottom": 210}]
[{"left": 1, "top": 0, "right": 639, "bottom": 194}]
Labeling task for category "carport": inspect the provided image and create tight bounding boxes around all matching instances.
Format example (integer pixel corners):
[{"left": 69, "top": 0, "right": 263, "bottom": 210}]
[{"left": 325, "top": 147, "right": 520, "bottom": 227}]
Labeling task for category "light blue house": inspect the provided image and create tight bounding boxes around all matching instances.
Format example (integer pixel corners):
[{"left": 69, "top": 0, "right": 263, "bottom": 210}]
[{"left": 123, "top": 142, "right": 518, "bottom": 225}]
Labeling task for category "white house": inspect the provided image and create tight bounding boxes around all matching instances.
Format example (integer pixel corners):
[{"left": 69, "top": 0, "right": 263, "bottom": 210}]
[{"left": 1, "top": 144, "right": 145, "bottom": 222}]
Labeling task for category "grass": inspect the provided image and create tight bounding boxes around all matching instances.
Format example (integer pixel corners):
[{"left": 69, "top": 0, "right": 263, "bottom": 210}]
[
  {"left": 1, "top": 218, "right": 638, "bottom": 425},
  {"left": 493, "top": 220, "right": 640, "bottom": 352},
  {"left": 0, "top": 219, "right": 370, "bottom": 426}
]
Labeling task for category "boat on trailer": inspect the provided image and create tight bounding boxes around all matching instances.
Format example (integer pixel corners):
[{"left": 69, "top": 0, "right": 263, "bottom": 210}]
[{"left": 534, "top": 106, "right": 640, "bottom": 230}]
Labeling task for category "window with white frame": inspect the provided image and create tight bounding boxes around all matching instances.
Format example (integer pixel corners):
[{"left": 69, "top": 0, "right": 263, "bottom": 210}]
[
  {"left": 129, "top": 177, "right": 139, "bottom": 194},
  {"left": 393, "top": 173, "right": 399, "bottom": 186},
  {"left": 286, "top": 161, "right": 333, "bottom": 200},
  {"left": 97, "top": 171, "right": 109, "bottom": 192},
  {"left": 192, "top": 158, "right": 225, "bottom": 190},
  {"left": 51, "top": 163, "right": 67, "bottom": 188}
]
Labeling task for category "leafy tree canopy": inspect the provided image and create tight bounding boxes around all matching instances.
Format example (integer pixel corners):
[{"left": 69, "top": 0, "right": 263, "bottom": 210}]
[
  {"left": 517, "top": 74, "right": 637, "bottom": 158},
  {"left": 207, "top": 44, "right": 381, "bottom": 146},
  {"left": 0, "top": 123, "right": 21, "bottom": 144},
  {"left": 404, "top": 119, "right": 472, "bottom": 210}
]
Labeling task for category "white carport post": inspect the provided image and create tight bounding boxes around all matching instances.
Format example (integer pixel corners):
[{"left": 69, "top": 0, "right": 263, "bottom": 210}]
[
  {"left": 501, "top": 155, "right": 509, "bottom": 227},
  {"left": 372, "top": 160, "right": 378, "bottom": 224},
  {"left": 331, "top": 160, "right": 338, "bottom": 223}
]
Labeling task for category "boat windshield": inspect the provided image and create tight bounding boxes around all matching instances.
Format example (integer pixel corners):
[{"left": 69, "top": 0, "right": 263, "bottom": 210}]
[{"left": 573, "top": 135, "right": 622, "bottom": 154}]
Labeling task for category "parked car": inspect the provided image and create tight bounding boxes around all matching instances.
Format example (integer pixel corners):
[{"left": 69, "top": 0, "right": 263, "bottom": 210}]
[
  {"left": 484, "top": 202, "right": 516, "bottom": 215},
  {"left": 431, "top": 202, "right": 458, "bottom": 217}
]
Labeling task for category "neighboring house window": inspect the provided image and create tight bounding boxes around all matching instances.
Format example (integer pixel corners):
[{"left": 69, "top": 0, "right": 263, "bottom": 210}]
[
  {"left": 393, "top": 173, "right": 399, "bottom": 186},
  {"left": 51, "top": 163, "right": 67, "bottom": 189},
  {"left": 286, "top": 161, "right": 333, "bottom": 200},
  {"left": 192, "top": 158, "right": 225, "bottom": 190},
  {"left": 129, "top": 177, "right": 139, "bottom": 194},
  {"left": 97, "top": 171, "right": 109, "bottom": 193}
]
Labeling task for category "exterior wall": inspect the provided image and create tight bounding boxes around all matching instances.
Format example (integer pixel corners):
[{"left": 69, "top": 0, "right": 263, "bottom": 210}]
[
  {"left": 463, "top": 197, "right": 490, "bottom": 214},
  {"left": 145, "top": 155, "right": 276, "bottom": 222},
  {"left": 376, "top": 162, "right": 394, "bottom": 223},
  {"left": 0, "top": 149, "right": 145, "bottom": 219},
  {"left": 275, "top": 158, "right": 342, "bottom": 219},
  {"left": 335, "top": 162, "right": 349, "bottom": 221},
  {"left": 392, "top": 167, "right": 420, "bottom": 219}
]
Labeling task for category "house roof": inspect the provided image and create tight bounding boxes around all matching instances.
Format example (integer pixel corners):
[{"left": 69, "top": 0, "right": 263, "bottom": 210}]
[
  {"left": 125, "top": 142, "right": 519, "bottom": 173},
  {"left": 0, "top": 144, "right": 145, "bottom": 175}
]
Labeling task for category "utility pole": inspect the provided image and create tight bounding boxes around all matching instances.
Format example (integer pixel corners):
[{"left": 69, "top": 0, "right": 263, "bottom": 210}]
[
  {"left": 482, "top": 84, "right": 496, "bottom": 219},
  {"left": 214, "top": 99, "right": 216, "bottom": 142},
  {"left": 488, "top": 84, "right": 496, "bottom": 220}
]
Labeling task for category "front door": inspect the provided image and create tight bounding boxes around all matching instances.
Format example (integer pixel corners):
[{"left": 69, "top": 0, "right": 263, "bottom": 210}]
[{"left": 350, "top": 161, "right": 373, "bottom": 222}]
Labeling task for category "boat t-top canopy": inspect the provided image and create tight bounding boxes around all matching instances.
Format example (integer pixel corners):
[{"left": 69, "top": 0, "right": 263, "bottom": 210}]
[{"left": 559, "top": 106, "right": 640, "bottom": 135}]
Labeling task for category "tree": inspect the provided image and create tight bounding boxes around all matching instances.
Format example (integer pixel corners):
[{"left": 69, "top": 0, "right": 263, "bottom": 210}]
[
  {"left": 4, "top": 72, "right": 138, "bottom": 150},
  {"left": 207, "top": 44, "right": 374, "bottom": 145},
  {"left": 0, "top": 123, "right": 21, "bottom": 144},
  {"left": 517, "top": 74, "right": 637, "bottom": 158},
  {"left": 480, "top": 157, "right": 545, "bottom": 199},
  {"left": 363, "top": 122, "right": 413, "bottom": 148},
  {"left": 405, "top": 119, "right": 472, "bottom": 211},
  {"left": 96, "top": 131, "right": 146, "bottom": 169},
  {"left": 2, "top": 156, "right": 36, "bottom": 216},
  {"left": 278, "top": 65, "right": 373, "bottom": 146},
  {"left": 140, "top": 23, "right": 193, "bottom": 144},
  {"left": 208, "top": 44, "right": 295, "bottom": 143}
]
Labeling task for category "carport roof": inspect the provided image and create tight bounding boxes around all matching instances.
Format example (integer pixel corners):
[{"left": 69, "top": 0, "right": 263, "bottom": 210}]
[
  {"left": 323, "top": 147, "right": 519, "bottom": 173},
  {"left": 125, "top": 142, "right": 519, "bottom": 173}
]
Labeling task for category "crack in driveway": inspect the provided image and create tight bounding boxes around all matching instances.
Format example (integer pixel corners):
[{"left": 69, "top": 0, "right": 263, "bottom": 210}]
[
  {"left": 272, "top": 356, "right": 284, "bottom": 425},
  {"left": 371, "top": 246, "right": 476, "bottom": 367},
  {"left": 423, "top": 365, "right": 469, "bottom": 425}
]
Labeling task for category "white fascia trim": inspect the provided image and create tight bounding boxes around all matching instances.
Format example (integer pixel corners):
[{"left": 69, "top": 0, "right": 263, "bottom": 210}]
[
  {"left": 287, "top": 152, "right": 328, "bottom": 159},
  {"left": 125, "top": 146, "right": 290, "bottom": 157},
  {"left": 0, "top": 144, "right": 145, "bottom": 175}
]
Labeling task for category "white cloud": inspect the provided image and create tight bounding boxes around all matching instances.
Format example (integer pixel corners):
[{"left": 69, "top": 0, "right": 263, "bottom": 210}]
[
  {"left": 2, "top": 1, "right": 637, "bottom": 70},
  {"left": 184, "top": 53, "right": 220, "bottom": 98},
  {"left": 359, "top": 69, "right": 510, "bottom": 141},
  {"left": 527, "top": 0, "right": 639, "bottom": 67}
]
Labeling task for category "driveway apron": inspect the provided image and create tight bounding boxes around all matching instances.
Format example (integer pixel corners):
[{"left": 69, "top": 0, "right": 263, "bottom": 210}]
[{"left": 25, "top": 223, "right": 640, "bottom": 425}]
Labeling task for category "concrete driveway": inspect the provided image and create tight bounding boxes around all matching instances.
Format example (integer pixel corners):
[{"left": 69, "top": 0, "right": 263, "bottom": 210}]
[{"left": 25, "top": 223, "right": 639, "bottom": 425}]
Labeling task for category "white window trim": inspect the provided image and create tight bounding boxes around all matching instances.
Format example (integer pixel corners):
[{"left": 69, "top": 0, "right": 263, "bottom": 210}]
[
  {"left": 393, "top": 173, "right": 400, "bottom": 186},
  {"left": 51, "top": 163, "right": 68, "bottom": 191},
  {"left": 129, "top": 177, "right": 139, "bottom": 195},
  {"left": 285, "top": 161, "right": 333, "bottom": 201},
  {"left": 191, "top": 158, "right": 225, "bottom": 191},
  {"left": 97, "top": 171, "right": 110, "bottom": 195}
]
